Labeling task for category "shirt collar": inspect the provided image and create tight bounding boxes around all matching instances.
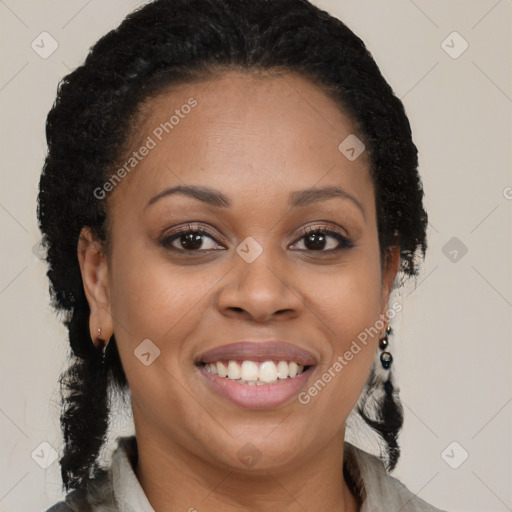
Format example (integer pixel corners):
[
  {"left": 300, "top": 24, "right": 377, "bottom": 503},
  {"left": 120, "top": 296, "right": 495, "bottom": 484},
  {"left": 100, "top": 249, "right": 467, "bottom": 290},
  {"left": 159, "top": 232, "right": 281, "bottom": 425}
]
[{"left": 111, "top": 436, "right": 155, "bottom": 512}]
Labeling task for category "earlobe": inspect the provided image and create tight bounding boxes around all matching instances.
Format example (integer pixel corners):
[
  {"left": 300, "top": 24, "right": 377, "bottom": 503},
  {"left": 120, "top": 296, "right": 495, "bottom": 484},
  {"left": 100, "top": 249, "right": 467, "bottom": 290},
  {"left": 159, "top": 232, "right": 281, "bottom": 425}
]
[{"left": 77, "top": 227, "right": 113, "bottom": 348}]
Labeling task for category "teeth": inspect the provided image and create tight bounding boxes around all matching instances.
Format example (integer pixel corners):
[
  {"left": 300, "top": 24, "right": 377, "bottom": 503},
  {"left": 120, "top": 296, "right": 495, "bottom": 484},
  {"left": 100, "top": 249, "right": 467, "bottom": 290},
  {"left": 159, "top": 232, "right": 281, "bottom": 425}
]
[
  {"left": 289, "top": 361, "right": 299, "bottom": 378},
  {"left": 227, "top": 361, "right": 241, "bottom": 380},
  {"left": 204, "top": 360, "right": 306, "bottom": 384},
  {"left": 240, "top": 361, "right": 259, "bottom": 381},
  {"left": 276, "top": 361, "right": 288, "bottom": 379},
  {"left": 259, "top": 361, "right": 277, "bottom": 383},
  {"left": 216, "top": 361, "right": 227, "bottom": 377}
]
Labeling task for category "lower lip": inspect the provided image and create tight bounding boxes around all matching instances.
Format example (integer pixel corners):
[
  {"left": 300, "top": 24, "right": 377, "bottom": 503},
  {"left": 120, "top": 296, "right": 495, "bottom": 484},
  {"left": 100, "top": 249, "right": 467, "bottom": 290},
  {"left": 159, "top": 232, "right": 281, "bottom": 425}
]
[{"left": 198, "top": 366, "right": 315, "bottom": 409}]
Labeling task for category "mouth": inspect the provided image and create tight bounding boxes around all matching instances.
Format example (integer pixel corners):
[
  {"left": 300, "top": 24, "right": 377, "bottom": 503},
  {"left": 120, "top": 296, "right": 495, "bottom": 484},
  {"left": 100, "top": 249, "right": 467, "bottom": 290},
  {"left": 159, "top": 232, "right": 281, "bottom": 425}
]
[{"left": 195, "top": 341, "right": 317, "bottom": 409}]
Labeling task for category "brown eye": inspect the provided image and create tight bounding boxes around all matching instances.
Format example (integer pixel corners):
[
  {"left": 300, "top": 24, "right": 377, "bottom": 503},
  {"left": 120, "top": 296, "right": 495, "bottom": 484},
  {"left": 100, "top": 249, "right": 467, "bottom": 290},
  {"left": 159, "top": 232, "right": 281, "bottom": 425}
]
[
  {"left": 159, "top": 225, "right": 225, "bottom": 252},
  {"left": 290, "top": 227, "right": 354, "bottom": 252}
]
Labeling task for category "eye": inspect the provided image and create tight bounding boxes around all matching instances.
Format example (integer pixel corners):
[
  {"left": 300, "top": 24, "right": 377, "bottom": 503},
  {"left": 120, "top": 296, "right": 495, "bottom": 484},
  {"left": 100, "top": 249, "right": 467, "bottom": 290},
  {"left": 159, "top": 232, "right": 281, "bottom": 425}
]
[
  {"left": 290, "top": 225, "right": 354, "bottom": 252},
  {"left": 159, "top": 224, "right": 225, "bottom": 252}
]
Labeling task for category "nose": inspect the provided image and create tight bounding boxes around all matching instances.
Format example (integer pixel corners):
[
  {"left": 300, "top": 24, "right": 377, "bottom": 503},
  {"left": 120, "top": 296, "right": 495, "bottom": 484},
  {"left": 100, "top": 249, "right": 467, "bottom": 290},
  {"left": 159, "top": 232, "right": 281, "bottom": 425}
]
[{"left": 216, "top": 246, "right": 304, "bottom": 323}]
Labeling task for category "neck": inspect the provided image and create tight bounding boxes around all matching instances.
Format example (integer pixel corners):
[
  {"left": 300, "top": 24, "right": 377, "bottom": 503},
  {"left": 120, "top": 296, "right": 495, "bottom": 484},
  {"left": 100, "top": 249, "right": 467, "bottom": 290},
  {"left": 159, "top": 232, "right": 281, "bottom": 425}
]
[{"left": 133, "top": 428, "right": 361, "bottom": 512}]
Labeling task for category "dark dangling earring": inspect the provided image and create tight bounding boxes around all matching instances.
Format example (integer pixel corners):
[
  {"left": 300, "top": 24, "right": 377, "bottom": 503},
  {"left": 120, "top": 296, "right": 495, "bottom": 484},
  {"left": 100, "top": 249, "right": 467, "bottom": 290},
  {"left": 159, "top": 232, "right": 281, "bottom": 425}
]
[
  {"left": 101, "top": 342, "right": 107, "bottom": 364},
  {"left": 379, "top": 325, "right": 393, "bottom": 369},
  {"left": 379, "top": 326, "right": 394, "bottom": 398},
  {"left": 348, "top": 325, "right": 397, "bottom": 427},
  {"left": 101, "top": 340, "right": 111, "bottom": 365},
  {"left": 97, "top": 326, "right": 110, "bottom": 365}
]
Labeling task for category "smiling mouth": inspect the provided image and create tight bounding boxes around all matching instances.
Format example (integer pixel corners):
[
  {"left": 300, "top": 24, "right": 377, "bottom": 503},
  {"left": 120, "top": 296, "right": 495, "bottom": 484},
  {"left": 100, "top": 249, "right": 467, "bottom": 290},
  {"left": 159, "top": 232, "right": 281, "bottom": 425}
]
[
  {"left": 196, "top": 360, "right": 312, "bottom": 386},
  {"left": 194, "top": 341, "right": 317, "bottom": 407}
]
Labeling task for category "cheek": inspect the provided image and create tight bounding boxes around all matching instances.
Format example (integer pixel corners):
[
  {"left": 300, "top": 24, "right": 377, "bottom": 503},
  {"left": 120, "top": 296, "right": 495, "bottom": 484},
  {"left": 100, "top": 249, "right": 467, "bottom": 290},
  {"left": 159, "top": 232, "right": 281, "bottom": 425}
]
[
  {"left": 304, "top": 242, "right": 383, "bottom": 408},
  {"left": 314, "top": 244, "right": 383, "bottom": 343},
  {"left": 108, "top": 238, "right": 225, "bottom": 376},
  {"left": 108, "top": 254, "right": 214, "bottom": 426}
]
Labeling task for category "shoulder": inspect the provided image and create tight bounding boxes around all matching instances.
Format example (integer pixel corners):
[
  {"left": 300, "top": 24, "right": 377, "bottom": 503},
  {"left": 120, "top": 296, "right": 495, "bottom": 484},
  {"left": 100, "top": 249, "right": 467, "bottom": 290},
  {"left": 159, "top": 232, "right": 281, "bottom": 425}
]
[
  {"left": 45, "top": 502, "right": 75, "bottom": 512},
  {"left": 44, "top": 468, "right": 119, "bottom": 512},
  {"left": 344, "top": 442, "right": 448, "bottom": 512},
  {"left": 44, "top": 436, "right": 140, "bottom": 512}
]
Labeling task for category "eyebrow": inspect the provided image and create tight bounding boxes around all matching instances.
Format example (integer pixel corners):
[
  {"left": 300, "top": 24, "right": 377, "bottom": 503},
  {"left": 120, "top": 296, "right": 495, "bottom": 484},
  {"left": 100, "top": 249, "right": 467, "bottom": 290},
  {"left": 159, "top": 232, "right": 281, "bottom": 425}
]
[{"left": 145, "top": 184, "right": 365, "bottom": 218}]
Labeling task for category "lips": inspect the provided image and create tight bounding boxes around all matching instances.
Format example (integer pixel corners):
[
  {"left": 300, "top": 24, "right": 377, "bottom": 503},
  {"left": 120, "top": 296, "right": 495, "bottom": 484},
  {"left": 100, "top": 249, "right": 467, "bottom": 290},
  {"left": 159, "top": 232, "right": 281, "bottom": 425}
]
[{"left": 195, "top": 341, "right": 317, "bottom": 409}]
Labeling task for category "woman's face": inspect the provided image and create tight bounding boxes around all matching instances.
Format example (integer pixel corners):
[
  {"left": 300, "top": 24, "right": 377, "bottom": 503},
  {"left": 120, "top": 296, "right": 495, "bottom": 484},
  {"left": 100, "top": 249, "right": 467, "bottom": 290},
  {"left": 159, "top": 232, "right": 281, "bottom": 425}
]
[{"left": 83, "top": 71, "right": 399, "bottom": 472}]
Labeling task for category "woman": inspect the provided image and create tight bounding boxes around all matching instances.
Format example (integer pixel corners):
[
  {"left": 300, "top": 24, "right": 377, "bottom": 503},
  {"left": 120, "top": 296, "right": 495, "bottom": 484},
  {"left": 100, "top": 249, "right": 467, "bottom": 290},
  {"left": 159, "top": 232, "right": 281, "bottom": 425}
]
[{"left": 39, "top": 0, "right": 445, "bottom": 510}]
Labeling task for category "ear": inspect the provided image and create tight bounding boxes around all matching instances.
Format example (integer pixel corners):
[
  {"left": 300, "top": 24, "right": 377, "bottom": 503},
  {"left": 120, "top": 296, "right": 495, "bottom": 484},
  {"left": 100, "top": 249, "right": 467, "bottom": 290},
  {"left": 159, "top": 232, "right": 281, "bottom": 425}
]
[
  {"left": 77, "top": 226, "right": 113, "bottom": 349},
  {"left": 379, "top": 243, "right": 401, "bottom": 326}
]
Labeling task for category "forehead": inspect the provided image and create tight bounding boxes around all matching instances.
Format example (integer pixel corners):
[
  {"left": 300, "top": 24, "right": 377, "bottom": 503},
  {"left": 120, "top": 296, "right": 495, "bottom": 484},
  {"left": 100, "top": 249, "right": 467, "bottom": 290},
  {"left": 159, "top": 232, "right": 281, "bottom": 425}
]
[{"left": 108, "top": 70, "right": 373, "bottom": 215}]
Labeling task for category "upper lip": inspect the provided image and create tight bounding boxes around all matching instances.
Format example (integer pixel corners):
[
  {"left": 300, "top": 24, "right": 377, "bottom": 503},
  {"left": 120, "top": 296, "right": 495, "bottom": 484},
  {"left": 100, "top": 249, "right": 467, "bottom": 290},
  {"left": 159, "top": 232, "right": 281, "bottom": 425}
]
[{"left": 195, "top": 341, "right": 318, "bottom": 366}]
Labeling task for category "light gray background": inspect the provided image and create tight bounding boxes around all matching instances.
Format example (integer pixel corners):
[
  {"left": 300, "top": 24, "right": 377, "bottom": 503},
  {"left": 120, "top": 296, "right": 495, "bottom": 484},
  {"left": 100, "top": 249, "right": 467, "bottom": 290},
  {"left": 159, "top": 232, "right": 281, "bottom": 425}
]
[{"left": 0, "top": 1, "right": 511, "bottom": 511}]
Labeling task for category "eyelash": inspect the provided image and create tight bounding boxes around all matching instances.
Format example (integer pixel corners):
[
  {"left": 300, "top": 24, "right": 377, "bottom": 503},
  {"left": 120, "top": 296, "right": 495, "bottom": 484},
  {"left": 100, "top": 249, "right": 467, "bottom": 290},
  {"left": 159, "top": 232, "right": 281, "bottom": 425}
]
[{"left": 158, "top": 223, "right": 354, "bottom": 254}]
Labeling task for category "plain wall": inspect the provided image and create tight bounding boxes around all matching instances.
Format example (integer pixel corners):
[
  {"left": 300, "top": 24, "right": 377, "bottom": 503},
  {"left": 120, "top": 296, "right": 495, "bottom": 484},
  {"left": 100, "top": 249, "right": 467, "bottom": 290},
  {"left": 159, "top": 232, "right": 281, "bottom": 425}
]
[{"left": 0, "top": 1, "right": 510, "bottom": 511}]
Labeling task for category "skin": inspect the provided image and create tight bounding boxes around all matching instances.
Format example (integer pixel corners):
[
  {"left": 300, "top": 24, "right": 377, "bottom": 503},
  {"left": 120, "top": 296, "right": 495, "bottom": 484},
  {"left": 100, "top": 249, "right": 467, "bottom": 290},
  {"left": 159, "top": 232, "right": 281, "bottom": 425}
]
[{"left": 78, "top": 71, "right": 400, "bottom": 512}]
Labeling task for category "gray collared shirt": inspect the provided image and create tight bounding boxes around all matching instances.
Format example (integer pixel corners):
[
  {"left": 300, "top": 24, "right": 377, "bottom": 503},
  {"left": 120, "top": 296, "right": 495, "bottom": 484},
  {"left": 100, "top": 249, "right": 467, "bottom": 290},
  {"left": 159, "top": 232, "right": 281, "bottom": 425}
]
[{"left": 46, "top": 436, "right": 447, "bottom": 511}]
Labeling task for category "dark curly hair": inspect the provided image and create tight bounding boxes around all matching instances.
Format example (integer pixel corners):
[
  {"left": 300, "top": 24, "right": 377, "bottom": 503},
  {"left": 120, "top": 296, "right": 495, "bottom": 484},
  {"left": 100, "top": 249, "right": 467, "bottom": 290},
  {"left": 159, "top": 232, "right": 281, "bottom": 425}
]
[{"left": 37, "top": 0, "right": 428, "bottom": 493}]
